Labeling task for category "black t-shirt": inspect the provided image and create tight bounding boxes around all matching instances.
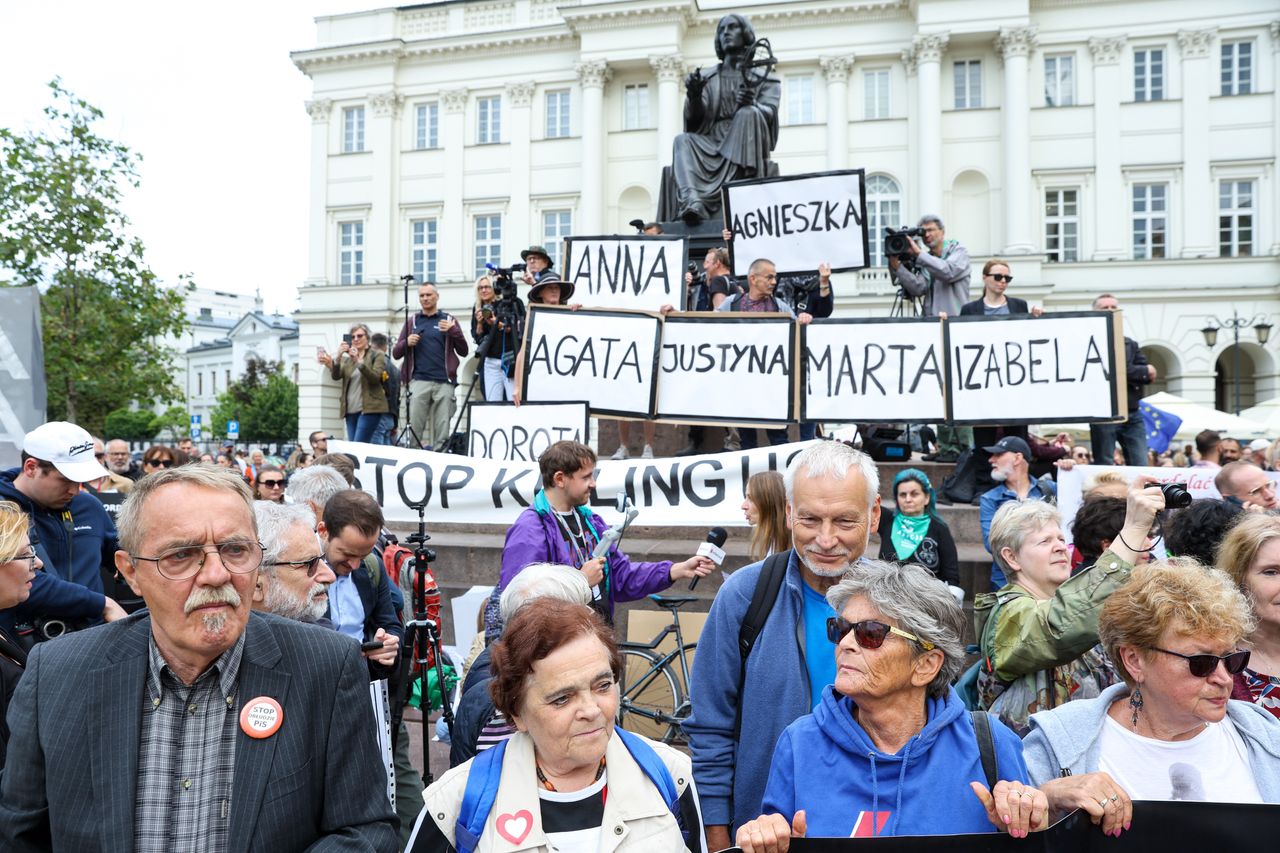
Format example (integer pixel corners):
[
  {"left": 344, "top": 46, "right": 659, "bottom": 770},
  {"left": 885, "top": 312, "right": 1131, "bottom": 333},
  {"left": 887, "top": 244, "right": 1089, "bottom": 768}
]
[{"left": 707, "top": 274, "right": 740, "bottom": 306}]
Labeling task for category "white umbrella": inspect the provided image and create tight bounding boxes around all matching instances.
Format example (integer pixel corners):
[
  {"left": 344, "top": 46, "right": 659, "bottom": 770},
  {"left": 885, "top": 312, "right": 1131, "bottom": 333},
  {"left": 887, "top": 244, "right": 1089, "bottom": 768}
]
[
  {"left": 1241, "top": 398, "right": 1280, "bottom": 436},
  {"left": 1142, "top": 391, "right": 1270, "bottom": 440}
]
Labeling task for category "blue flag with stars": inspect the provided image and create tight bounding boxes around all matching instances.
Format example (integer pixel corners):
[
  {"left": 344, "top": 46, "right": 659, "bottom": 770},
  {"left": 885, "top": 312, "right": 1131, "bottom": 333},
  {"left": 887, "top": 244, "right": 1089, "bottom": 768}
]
[{"left": 1140, "top": 400, "right": 1182, "bottom": 454}]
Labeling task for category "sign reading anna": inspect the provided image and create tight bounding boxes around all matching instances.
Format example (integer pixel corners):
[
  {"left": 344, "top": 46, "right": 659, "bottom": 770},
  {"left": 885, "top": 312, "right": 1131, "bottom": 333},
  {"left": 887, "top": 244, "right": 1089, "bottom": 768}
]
[{"left": 563, "top": 235, "right": 686, "bottom": 312}]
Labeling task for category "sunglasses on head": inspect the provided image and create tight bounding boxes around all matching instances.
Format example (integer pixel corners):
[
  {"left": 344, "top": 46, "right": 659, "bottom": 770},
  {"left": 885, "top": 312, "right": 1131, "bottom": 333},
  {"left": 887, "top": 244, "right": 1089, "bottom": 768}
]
[
  {"left": 988, "top": 273, "right": 1013, "bottom": 283},
  {"left": 826, "top": 617, "right": 935, "bottom": 651},
  {"left": 1152, "top": 647, "right": 1250, "bottom": 678}
]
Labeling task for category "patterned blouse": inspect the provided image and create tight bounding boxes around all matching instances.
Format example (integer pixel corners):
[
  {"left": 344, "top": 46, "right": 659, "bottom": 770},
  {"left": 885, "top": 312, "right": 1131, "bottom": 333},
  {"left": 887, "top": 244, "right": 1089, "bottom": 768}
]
[{"left": 1235, "top": 667, "right": 1280, "bottom": 720}]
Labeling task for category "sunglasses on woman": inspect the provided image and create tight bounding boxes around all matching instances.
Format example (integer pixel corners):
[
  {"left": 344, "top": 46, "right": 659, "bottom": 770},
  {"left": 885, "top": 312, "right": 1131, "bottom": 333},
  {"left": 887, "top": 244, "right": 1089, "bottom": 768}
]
[
  {"left": 988, "top": 273, "right": 1013, "bottom": 283},
  {"left": 146, "top": 458, "right": 174, "bottom": 468},
  {"left": 826, "top": 617, "right": 935, "bottom": 651},
  {"left": 1153, "top": 647, "right": 1250, "bottom": 678}
]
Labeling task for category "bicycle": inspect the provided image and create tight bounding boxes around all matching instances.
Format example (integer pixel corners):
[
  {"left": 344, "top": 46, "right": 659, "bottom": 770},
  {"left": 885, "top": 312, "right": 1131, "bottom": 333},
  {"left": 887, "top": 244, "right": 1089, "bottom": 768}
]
[{"left": 618, "top": 593, "right": 700, "bottom": 744}]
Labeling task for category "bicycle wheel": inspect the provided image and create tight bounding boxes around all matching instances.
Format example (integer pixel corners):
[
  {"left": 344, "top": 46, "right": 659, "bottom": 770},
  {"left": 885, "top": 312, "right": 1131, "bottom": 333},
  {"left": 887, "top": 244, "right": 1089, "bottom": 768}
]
[{"left": 618, "top": 649, "right": 681, "bottom": 742}]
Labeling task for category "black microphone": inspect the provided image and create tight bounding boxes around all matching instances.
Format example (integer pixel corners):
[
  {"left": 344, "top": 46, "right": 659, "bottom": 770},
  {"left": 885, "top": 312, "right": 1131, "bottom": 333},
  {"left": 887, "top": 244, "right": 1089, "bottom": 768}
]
[{"left": 689, "top": 527, "right": 728, "bottom": 590}]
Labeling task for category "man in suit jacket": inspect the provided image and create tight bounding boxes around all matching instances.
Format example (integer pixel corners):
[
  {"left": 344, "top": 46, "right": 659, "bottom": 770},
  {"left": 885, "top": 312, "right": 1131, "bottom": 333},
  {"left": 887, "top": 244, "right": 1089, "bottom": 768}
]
[{"left": 0, "top": 465, "right": 398, "bottom": 852}]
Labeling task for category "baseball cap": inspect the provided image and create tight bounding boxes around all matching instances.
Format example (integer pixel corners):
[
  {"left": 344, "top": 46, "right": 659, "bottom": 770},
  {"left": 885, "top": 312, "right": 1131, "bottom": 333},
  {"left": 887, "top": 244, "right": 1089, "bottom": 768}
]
[
  {"left": 23, "top": 421, "right": 111, "bottom": 483},
  {"left": 1248, "top": 439, "right": 1270, "bottom": 453},
  {"left": 982, "top": 436, "right": 1033, "bottom": 460}
]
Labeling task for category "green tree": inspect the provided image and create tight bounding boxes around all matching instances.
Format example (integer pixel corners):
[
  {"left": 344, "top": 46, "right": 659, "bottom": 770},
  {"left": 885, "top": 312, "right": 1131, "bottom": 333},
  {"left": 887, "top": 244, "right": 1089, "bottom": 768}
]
[
  {"left": 210, "top": 357, "right": 298, "bottom": 443},
  {"left": 102, "top": 408, "right": 158, "bottom": 442},
  {"left": 0, "top": 80, "right": 190, "bottom": 437},
  {"left": 155, "top": 405, "right": 189, "bottom": 442}
]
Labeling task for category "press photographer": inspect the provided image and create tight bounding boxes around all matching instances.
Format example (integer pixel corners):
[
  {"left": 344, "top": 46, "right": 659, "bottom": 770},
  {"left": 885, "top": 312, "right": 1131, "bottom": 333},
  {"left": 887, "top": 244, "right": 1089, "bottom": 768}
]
[
  {"left": 889, "top": 214, "right": 971, "bottom": 317},
  {"left": 471, "top": 274, "right": 524, "bottom": 402}
]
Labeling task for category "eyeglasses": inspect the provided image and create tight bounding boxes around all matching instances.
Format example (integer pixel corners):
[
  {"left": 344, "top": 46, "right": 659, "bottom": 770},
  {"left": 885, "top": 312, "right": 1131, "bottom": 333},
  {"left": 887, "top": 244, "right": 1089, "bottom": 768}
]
[
  {"left": 988, "top": 274, "right": 1014, "bottom": 283},
  {"left": 131, "top": 540, "right": 264, "bottom": 580},
  {"left": 1246, "top": 481, "right": 1277, "bottom": 499},
  {"left": 1152, "top": 647, "right": 1250, "bottom": 678},
  {"left": 263, "top": 554, "right": 326, "bottom": 577},
  {"left": 351, "top": 332, "right": 367, "bottom": 339},
  {"left": 258, "top": 479, "right": 285, "bottom": 488},
  {"left": 145, "top": 458, "right": 174, "bottom": 468},
  {"left": 8, "top": 551, "right": 38, "bottom": 568},
  {"left": 826, "top": 617, "right": 936, "bottom": 651},
  {"left": 94, "top": 452, "right": 106, "bottom": 460}
]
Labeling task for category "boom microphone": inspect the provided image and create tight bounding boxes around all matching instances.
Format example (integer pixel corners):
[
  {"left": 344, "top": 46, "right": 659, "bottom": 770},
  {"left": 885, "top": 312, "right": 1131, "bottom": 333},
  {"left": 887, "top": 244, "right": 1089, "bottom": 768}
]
[{"left": 689, "top": 527, "right": 728, "bottom": 590}]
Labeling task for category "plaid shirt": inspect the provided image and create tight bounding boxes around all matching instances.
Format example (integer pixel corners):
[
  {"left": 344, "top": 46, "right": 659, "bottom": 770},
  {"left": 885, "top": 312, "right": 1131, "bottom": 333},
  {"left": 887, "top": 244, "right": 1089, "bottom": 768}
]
[{"left": 134, "top": 631, "right": 245, "bottom": 853}]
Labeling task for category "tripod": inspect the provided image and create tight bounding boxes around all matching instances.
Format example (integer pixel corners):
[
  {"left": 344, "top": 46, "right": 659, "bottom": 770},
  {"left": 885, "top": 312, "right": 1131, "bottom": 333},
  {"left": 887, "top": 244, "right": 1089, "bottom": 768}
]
[
  {"left": 396, "top": 274, "right": 424, "bottom": 449},
  {"left": 392, "top": 501, "right": 454, "bottom": 786}
]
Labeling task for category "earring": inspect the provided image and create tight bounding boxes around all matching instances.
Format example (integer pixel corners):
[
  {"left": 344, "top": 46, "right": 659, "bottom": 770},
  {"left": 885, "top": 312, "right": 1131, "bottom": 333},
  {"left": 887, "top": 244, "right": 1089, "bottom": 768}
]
[{"left": 1128, "top": 685, "right": 1143, "bottom": 728}]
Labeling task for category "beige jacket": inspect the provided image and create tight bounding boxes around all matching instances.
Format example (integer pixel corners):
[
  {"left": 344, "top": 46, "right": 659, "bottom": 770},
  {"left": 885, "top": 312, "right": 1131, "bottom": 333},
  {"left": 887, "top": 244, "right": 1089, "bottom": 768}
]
[{"left": 422, "top": 730, "right": 697, "bottom": 852}]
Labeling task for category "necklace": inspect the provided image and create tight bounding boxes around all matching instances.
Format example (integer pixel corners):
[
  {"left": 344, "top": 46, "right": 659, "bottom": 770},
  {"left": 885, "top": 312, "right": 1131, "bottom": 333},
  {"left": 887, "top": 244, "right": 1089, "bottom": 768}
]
[{"left": 535, "top": 756, "right": 606, "bottom": 792}]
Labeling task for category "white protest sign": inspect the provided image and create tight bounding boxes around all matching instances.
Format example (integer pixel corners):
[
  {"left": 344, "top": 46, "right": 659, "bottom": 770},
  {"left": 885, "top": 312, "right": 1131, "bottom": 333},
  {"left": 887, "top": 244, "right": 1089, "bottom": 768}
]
[
  {"left": 945, "top": 312, "right": 1123, "bottom": 425},
  {"left": 468, "top": 401, "right": 590, "bottom": 461},
  {"left": 563, "top": 235, "right": 687, "bottom": 312},
  {"left": 331, "top": 439, "right": 817, "bottom": 528},
  {"left": 723, "top": 169, "right": 868, "bottom": 276},
  {"left": 521, "top": 306, "right": 660, "bottom": 418},
  {"left": 802, "top": 318, "right": 946, "bottom": 422},
  {"left": 655, "top": 314, "right": 795, "bottom": 426}
]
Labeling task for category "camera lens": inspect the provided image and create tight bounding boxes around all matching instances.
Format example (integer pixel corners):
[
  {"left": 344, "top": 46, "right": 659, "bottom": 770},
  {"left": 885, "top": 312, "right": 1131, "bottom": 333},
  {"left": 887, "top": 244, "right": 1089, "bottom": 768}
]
[{"left": 1159, "top": 482, "right": 1192, "bottom": 509}]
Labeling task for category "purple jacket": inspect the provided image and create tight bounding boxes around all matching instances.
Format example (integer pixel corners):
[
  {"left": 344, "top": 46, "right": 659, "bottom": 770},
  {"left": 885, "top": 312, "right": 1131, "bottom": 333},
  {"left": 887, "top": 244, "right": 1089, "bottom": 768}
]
[{"left": 499, "top": 494, "right": 673, "bottom": 616}]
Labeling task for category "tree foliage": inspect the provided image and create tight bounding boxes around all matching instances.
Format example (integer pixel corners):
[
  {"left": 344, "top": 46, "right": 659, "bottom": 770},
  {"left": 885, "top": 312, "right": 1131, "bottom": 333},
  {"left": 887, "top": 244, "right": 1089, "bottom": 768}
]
[
  {"left": 102, "top": 408, "right": 158, "bottom": 442},
  {"left": 210, "top": 357, "right": 298, "bottom": 442},
  {"left": 0, "top": 80, "right": 190, "bottom": 437}
]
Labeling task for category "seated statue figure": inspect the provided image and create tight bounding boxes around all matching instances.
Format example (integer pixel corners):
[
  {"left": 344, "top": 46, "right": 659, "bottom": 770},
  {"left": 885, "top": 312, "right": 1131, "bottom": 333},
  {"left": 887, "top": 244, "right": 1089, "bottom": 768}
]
[{"left": 670, "top": 14, "right": 780, "bottom": 225}]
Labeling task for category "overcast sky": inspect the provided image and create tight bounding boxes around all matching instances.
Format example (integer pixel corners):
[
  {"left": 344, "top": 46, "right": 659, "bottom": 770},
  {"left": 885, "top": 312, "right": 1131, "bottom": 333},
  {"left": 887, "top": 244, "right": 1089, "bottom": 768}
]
[{"left": 0, "top": 1, "right": 385, "bottom": 315}]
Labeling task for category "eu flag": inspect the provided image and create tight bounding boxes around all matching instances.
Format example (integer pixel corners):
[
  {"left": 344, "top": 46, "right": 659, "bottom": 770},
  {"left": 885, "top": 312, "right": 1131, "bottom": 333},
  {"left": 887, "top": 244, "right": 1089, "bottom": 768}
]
[{"left": 1141, "top": 400, "right": 1182, "bottom": 454}]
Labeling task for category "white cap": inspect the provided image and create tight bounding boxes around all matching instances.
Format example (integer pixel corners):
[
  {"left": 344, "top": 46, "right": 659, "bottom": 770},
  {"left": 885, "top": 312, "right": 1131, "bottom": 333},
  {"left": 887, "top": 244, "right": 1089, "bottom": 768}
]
[
  {"left": 1249, "top": 438, "right": 1271, "bottom": 453},
  {"left": 23, "top": 421, "right": 111, "bottom": 483}
]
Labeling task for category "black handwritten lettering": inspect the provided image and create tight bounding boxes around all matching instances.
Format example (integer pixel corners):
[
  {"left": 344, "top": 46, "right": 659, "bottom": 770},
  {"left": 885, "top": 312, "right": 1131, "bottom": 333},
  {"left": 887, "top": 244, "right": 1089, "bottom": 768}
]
[
  {"left": 362, "top": 455, "right": 397, "bottom": 505},
  {"left": 1027, "top": 339, "right": 1049, "bottom": 384},
  {"left": 1081, "top": 335, "right": 1110, "bottom": 381},
  {"left": 439, "top": 465, "right": 474, "bottom": 508},
  {"left": 861, "top": 344, "right": 886, "bottom": 395},
  {"left": 397, "top": 462, "right": 433, "bottom": 508},
  {"left": 572, "top": 241, "right": 674, "bottom": 297},
  {"left": 732, "top": 196, "right": 863, "bottom": 239},
  {"left": 680, "top": 459, "right": 725, "bottom": 507},
  {"left": 490, "top": 466, "right": 532, "bottom": 508}
]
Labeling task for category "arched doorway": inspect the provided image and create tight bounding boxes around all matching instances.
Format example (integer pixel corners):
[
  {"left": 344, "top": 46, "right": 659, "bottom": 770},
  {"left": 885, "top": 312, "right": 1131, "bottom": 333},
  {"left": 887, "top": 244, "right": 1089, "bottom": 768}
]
[
  {"left": 1215, "top": 345, "right": 1258, "bottom": 414},
  {"left": 616, "top": 186, "right": 653, "bottom": 235},
  {"left": 1139, "top": 344, "right": 1180, "bottom": 397}
]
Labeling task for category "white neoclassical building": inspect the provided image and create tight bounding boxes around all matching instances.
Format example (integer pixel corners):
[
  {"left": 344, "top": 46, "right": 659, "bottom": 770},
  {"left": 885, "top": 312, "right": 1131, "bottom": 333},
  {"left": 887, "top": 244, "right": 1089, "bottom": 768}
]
[{"left": 291, "top": 0, "right": 1280, "bottom": 441}]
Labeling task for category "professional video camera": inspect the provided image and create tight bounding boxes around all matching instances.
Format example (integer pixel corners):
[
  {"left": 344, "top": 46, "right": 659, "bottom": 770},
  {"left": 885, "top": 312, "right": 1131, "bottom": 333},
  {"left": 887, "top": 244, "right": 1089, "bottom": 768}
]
[
  {"left": 884, "top": 226, "right": 925, "bottom": 268},
  {"left": 483, "top": 262, "right": 528, "bottom": 329},
  {"left": 777, "top": 273, "right": 821, "bottom": 314}
]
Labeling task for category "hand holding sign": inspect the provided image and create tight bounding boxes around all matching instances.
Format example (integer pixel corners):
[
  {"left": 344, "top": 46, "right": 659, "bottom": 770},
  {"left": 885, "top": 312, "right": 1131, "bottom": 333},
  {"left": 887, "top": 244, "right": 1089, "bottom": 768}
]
[
  {"left": 969, "top": 780, "right": 1049, "bottom": 839},
  {"left": 735, "top": 809, "right": 806, "bottom": 853},
  {"left": 1038, "top": 771, "right": 1133, "bottom": 838}
]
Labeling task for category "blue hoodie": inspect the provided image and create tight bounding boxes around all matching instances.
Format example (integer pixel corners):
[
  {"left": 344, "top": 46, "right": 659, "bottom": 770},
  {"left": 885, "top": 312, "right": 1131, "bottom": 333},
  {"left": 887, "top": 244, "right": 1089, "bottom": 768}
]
[{"left": 761, "top": 684, "right": 1029, "bottom": 837}]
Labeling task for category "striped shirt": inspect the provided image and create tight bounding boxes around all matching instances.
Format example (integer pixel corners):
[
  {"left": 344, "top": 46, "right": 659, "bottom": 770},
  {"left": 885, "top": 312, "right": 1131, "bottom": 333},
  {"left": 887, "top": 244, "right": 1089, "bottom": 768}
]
[{"left": 134, "top": 632, "right": 244, "bottom": 853}]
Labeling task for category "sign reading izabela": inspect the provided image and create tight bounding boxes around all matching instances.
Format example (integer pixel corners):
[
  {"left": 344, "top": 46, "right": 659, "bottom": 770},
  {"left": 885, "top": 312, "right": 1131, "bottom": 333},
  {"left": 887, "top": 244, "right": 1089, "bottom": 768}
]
[
  {"left": 563, "top": 235, "right": 687, "bottom": 312},
  {"left": 723, "top": 169, "right": 868, "bottom": 277}
]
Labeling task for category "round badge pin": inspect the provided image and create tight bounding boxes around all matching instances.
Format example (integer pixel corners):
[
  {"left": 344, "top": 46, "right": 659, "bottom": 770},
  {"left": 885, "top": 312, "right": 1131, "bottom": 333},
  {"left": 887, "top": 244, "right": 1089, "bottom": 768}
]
[{"left": 239, "top": 696, "right": 283, "bottom": 738}]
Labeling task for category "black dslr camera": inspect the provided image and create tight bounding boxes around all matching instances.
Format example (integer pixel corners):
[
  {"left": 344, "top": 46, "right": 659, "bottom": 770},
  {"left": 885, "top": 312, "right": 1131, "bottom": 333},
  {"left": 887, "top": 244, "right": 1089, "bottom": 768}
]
[
  {"left": 884, "top": 226, "right": 925, "bottom": 268},
  {"left": 776, "top": 274, "right": 821, "bottom": 314}
]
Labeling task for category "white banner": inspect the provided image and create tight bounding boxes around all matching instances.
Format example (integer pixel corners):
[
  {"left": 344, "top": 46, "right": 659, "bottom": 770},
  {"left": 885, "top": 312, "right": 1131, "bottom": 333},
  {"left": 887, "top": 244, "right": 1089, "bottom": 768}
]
[
  {"left": 563, "top": 235, "right": 687, "bottom": 312},
  {"left": 520, "top": 306, "right": 661, "bottom": 418},
  {"left": 802, "top": 318, "right": 946, "bottom": 422},
  {"left": 468, "top": 401, "right": 590, "bottom": 461},
  {"left": 945, "top": 312, "right": 1123, "bottom": 425},
  {"left": 331, "top": 439, "right": 817, "bottom": 527},
  {"left": 723, "top": 169, "right": 868, "bottom": 277},
  {"left": 656, "top": 314, "right": 796, "bottom": 426}
]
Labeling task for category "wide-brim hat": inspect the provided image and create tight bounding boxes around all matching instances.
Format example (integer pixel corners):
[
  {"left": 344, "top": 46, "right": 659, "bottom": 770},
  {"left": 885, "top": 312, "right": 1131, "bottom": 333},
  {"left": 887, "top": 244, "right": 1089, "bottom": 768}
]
[
  {"left": 520, "top": 244, "right": 553, "bottom": 266},
  {"left": 529, "top": 273, "right": 574, "bottom": 304}
]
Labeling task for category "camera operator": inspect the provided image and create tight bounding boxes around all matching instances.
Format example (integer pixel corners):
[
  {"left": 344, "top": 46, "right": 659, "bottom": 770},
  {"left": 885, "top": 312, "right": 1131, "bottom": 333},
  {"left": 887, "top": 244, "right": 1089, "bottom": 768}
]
[
  {"left": 890, "top": 214, "right": 970, "bottom": 318},
  {"left": 392, "top": 283, "right": 469, "bottom": 450},
  {"left": 471, "top": 275, "right": 520, "bottom": 402}
]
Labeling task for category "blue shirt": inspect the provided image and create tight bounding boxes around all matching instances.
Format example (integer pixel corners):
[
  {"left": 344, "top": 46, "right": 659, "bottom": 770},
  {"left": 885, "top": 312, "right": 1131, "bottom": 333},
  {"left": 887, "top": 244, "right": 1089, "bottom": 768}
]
[
  {"left": 801, "top": 581, "right": 836, "bottom": 710},
  {"left": 411, "top": 311, "right": 449, "bottom": 383},
  {"left": 329, "top": 574, "right": 364, "bottom": 640}
]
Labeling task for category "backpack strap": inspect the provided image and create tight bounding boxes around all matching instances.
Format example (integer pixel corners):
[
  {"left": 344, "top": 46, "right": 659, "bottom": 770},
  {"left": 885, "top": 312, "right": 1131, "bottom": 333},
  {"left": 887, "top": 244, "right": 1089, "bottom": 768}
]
[
  {"left": 613, "top": 727, "right": 679, "bottom": 812},
  {"left": 970, "top": 710, "right": 1000, "bottom": 791},
  {"left": 738, "top": 551, "right": 789, "bottom": 663},
  {"left": 454, "top": 738, "right": 509, "bottom": 853}
]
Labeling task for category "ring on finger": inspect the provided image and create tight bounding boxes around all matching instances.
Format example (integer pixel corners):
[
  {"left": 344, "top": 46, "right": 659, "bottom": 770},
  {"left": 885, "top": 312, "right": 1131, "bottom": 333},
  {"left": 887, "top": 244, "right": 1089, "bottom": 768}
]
[
  {"left": 1098, "top": 798, "right": 1109, "bottom": 808},
  {"left": 1110, "top": 795, "right": 1119, "bottom": 803}
]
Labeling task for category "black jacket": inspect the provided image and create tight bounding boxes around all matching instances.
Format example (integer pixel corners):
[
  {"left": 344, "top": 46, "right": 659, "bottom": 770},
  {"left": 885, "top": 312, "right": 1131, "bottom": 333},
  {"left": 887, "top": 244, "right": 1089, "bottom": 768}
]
[
  {"left": 959, "top": 296, "right": 1029, "bottom": 316},
  {"left": 876, "top": 510, "right": 959, "bottom": 586}
]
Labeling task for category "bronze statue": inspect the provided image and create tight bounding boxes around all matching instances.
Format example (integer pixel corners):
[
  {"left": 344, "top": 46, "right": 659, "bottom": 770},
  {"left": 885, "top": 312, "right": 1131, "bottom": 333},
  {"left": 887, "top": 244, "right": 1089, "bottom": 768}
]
[{"left": 670, "top": 14, "right": 780, "bottom": 225}]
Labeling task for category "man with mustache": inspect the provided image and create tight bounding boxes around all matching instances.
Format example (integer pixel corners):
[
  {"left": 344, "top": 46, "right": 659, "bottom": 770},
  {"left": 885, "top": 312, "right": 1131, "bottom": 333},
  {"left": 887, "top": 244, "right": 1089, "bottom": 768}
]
[
  {"left": 0, "top": 465, "right": 398, "bottom": 852},
  {"left": 252, "top": 502, "right": 336, "bottom": 625},
  {"left": 685, "top": 441, "right": 882, "bottom": 852}
]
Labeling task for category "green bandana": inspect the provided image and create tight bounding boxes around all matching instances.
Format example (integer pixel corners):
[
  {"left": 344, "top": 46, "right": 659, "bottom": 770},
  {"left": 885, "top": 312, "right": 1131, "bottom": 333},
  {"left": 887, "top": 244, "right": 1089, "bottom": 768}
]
[{"left": 890, "top": 511, "right": 931, "bottom": 561}]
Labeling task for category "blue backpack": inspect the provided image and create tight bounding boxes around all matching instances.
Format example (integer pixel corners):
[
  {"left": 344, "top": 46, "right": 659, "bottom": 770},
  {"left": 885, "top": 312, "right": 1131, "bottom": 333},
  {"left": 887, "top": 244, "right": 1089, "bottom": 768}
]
[{"left": 453, "top": 727, "right": 682, "bottom": 853}]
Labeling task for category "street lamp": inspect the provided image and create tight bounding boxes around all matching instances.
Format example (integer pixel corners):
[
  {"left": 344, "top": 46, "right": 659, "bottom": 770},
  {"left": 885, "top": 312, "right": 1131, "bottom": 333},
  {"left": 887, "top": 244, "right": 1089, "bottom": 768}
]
[{"left": 1200, "top": 311, "right": 1272, "bottom": 415}]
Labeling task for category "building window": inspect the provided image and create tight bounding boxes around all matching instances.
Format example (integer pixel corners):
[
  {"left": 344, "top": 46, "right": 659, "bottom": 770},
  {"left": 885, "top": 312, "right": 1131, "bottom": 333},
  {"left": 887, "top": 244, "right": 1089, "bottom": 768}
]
[
  {"left": 477, "top": 95, "right": 501, "bottom": 144},
  {"left": 1221, "top": 40, "right": 1253, "bottom": 96},
  {"left": 545, "top": 89, "right": 570, "bottom": 138},
  {"left": 339, "top": 222, "right": 364, "bottom": 284},
  {"left": 1134, "top": 48, "right": 1164, "bottom": 101},
  {"left": 1219, "top": 180, "right": 1254, "bottom": 257},
  {"left": 226, "top": 369, "right": 231, "bottom": 388},
  {"left": 954, "top": 59, "right": 982, "bottom": 109},
  {"left": 865, "top": 174, "right": 901, "bottom": 267},
  {"left": 415, "top": 102, "right": 439, "bottom": 149},
  {"left": 474, "top": 214, "right": 502, "bottom": 277},
  {"left": 1044, "top": 54, "right": 1075, "bottom": 106},
  {"left": 863, "top": 68, "right": 890, "bottom": 119},
  {"left": 1131, "top": 183, "right": 1167, "bottom": 260},
  {"left": 542, "top": 210, "right": 572, "bottom": 269},
  {"left": 342, "top": 106, "right": 365, "bottom": 153},
  {"left": 212, "top": 371, "right": 217, "bottom": 394},
  {"left": 1044, "top": 188, "right": 1080, "bottom": 263},
  {"left": 197, "top": 373, "right": 203, "bottom": 396},
  {"left": 623, "top": 84, "right": 650, "bottom": 130},
  {"left": 786, "top": 75, "right": 815, "bottom": 124},
  {"left": 412, "top": 218, "right": 438, "bottom": 282}
]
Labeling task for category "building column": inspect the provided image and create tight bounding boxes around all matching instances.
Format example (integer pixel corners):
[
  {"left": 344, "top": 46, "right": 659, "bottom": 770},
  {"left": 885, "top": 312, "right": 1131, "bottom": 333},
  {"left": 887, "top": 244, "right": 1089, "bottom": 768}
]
[
  {"left": 912, "top": 33, "right": 949, "bottom": 216},
  {"left": 507, "top": 82, "right": 535, "bottom": 247},
  {"left": 820, "top": 55, "right": 854, "bottom": 170},
  {"left": 997, "top": 26, "right": 1037, "bottom": 254},
  {"left": 367, "top": 90, "right": 402, "bottom": 283},
  {"left": 1178, "top": 28, "right": 1217, "bottom": 258},
  {"left": 1271, "top": 22, "right": 1280, "bottom": 255},
  {"left": 440, "top": 89, "right": 468, "bottom": 282},
  {"left": 304, "top": 99, "right": 332, "bottom": 287},
  {"left": 576, "top": 60, "right": 611, "bottom": 233},
  {"left": 1089, "top": 37, "right": 1127, "bottom": 260},
  {"left": 650, "top": 54, "right": 684, "bottom": 167}
]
